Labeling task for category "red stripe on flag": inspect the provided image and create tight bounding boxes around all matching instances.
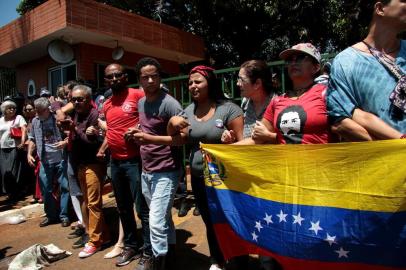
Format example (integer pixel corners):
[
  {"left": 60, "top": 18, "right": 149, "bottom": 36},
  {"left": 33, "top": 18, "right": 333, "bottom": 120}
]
[{"left": 213, "top": 223, "right": 403, "bottom": 270}]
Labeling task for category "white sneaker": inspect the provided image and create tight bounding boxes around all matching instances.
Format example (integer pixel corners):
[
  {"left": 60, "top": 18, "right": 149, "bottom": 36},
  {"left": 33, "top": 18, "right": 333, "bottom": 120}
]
[{"left": 209, "top": 264, "right": 223, "bottom": 270}]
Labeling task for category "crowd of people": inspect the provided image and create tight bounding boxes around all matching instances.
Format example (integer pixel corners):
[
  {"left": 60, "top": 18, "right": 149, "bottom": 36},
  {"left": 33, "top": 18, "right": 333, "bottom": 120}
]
[{"left": 0, "top": 1, "right": 405, "bottom": 270}]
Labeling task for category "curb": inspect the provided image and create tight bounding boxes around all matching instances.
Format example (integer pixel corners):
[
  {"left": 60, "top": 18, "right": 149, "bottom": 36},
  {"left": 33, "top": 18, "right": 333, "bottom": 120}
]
[{"left": 0, "top": 203, "right": 44, "bottom": 225}]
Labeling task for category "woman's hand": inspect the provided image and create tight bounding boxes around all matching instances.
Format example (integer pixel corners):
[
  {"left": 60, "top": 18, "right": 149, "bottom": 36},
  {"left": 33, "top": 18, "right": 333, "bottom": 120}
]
[
  {"left": 221, "top": 130, "right": 236, "bottom": 144},
  {"left": 27, "top": 154, "right": 36, "bottom": 167},
  {"left": 252, "top": 120, "right": 275, "bottom": 143},
  {"left": 168, "top": 116, "right": 189, "bottom": 135}
]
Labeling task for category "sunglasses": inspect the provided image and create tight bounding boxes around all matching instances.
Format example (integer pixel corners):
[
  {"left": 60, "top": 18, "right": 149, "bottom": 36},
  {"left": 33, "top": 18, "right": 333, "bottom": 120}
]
[
  {"left": 105, "top": 72, "right": 125, "bottom": 80},
  {"left": 286, "top": 54, "right": 310, "bottom": 65},
  {"left": 24, "top": 108, "right": 34, "bottom": 112},
  {"left": 71, "top": 97, "right": 86, "bottom": 103},
  {"left": 237, "top": 76, "right": 249, "bottom": 83}
]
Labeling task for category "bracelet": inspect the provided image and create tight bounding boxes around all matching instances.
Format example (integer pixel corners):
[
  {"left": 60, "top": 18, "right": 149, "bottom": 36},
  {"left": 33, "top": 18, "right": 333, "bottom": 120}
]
[{"left": 400, "top": 134, "right": 406, "bottom": 139}]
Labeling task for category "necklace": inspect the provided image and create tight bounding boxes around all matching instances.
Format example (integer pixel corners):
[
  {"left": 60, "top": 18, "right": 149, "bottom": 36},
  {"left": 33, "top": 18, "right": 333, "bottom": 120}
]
[
  {"left": 288, "top": 83, "right": 314, "bottom": 98},
  {"left": 362, "top": 40, "right": 400, "bottom": 55}
]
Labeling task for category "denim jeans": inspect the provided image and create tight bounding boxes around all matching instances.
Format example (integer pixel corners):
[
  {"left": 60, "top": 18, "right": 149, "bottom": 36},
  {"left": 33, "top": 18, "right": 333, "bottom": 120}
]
[
  {"left": 39, "top": 160, "right": 70, "bottom": 221},
  {"left": 110, "top": 158, "right": 151, "bottom": 254},
  {"left": 141, "top": 170, "right": 179, "bottom": 257}
]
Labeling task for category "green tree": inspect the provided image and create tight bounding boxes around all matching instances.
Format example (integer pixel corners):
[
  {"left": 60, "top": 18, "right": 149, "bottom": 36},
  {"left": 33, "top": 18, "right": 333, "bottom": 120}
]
[{"left": 16, "top": 0, "right": 376, "bottom": 68}]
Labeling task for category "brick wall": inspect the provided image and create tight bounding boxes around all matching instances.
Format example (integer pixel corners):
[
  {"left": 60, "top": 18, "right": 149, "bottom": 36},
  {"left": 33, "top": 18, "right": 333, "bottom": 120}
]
[
  {"left": 16, "top": 56, "right": 57, "bottom": 95},
  {"left": 16, "top": 43, "right": 181, "bottom": 96},
  {"left": 66, "top": 0, "right": 204, "bottom": 59},
  {"left": 0, "top": 0, "right": 67, "bottom": 55},
  {"left": 76, "top": 43, "right": 180, "bottom": 82}
]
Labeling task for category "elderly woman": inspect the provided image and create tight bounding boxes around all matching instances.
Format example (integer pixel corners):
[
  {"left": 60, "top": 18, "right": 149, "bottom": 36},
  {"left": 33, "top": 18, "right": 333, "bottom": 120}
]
[{"left": 0, "top": 100, "right": 27, "bottom": 199}]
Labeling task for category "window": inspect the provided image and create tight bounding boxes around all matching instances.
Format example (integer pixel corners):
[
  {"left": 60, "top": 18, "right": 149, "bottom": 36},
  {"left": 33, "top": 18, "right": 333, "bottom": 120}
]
[{"left": 48, "top": 62, "right": 77, "bottom": 95}]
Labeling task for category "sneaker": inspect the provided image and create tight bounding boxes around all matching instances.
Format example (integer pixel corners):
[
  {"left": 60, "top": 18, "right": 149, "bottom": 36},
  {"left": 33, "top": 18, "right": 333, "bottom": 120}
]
[
  {"left": 78, "top": 243, "right": 100, "bottom": 258},
  {"left": 134, "top": 253, "right": 153, "bottom": 270},
  {"left": 115, "top": 247, "right": 141, "bottom": 267},
  {"left": 67, "top": 226, "right": 85, "bottom": 239},
  {"left": 39, "top": 218, "right": 58, "bottom": 227},
  {"left": 72, "top": 233, "right": 89, "bottom": 249},
  {"left": 193, "top": 206, "right": 200, "bottom": 216},
  {"left": 178, "top": 198, "right": 189, "bottom": 217},
  {"left": 61, "top": 219, "right": 70, "bottom": 227}
]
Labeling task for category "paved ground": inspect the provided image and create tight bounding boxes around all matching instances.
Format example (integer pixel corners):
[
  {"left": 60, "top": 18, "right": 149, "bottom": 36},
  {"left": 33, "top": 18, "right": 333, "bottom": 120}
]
[{"left": 0, "top": 192, "right": 212, "bottom": 270}]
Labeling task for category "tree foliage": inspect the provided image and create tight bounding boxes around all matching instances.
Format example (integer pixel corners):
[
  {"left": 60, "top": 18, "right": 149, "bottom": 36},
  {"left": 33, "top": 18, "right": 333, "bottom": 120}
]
[{"left": 16, "top": 0, "right": 375, "bottom": 68}]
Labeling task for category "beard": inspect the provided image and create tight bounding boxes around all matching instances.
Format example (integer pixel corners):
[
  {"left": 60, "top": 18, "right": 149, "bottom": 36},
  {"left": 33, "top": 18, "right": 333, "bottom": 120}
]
[{"left": 110, "top": 83, "right": 126, "bottom": 94}]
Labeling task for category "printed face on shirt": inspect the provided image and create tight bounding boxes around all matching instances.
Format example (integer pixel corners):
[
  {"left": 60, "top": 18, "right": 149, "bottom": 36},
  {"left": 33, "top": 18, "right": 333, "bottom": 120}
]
[
  {"left": 277, "top": 105, "right": 307, "bottom": 144},
  {"left": 189, "top": 72, "right": 209, "bottom": 102},
  {"left": 139, "top": 65, "right": 161, "bottom": 96}
]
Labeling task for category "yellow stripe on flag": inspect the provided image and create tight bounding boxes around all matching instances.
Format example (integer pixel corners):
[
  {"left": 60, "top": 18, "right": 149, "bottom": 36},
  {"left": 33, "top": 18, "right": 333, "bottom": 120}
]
[{"left": 201, "top": 140, "right": 406, "bottom": 213}]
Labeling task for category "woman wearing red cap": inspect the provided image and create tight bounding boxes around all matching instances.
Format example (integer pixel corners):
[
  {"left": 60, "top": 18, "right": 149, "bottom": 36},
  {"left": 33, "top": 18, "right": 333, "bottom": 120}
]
[{"left": 169, "top": 65, "right": 243, "bottom": 270}]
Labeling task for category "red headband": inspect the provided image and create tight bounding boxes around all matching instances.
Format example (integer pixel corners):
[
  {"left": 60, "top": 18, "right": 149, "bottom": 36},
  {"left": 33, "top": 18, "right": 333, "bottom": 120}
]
[{"left": 189, "top": 65, "right": 215, "bottom": 78}]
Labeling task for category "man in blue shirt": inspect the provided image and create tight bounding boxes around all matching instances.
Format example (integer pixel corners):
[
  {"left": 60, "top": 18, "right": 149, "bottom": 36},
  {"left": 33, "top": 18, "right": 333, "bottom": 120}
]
[
  {"left": 327, "top": 0, "right": 406, "bottom": 139},
  {"left": 27, "top": 97, "right": 70, "bottom": 227}
]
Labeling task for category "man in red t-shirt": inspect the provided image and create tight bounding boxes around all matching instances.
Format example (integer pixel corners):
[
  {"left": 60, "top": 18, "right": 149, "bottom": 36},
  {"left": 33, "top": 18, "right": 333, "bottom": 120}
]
[{"left": 97, "top": 63, "right": 151, "bottom": 267}]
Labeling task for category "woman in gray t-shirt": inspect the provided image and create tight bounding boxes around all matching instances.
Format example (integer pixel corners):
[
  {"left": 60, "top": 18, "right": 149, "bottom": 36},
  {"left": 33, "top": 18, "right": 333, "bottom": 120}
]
[{"left": 169, "top": 65, "right": 243, "bottom": 270}]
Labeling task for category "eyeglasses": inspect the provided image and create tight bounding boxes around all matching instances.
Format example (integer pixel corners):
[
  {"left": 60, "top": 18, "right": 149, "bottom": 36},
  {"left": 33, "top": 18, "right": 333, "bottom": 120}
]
[
  {"left": 286, "top": 54, "right": 310, "bottom": 65},
  {"left": 140, "top": 74, "right": 159, "bottom": 81},
  {"left": 6, "top": 107, "right": 16, "bottom": 110},
  {"left": 105, "top": 72, "right": 125, "bottom": 80},
  {"left": 237, "top": 76, "right": 249, "bottom": 83},
  {"left": 24, "top": 108, "right": 34, "bottom": 112},
  {"left": 71, "top": 97, "right": 86, "bottom": 103}
]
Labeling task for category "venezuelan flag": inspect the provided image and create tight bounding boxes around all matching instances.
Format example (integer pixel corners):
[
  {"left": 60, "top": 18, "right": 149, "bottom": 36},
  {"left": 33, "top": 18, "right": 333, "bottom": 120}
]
[{"left": 202, "top": 140, "right": 406, "bottom": 270}]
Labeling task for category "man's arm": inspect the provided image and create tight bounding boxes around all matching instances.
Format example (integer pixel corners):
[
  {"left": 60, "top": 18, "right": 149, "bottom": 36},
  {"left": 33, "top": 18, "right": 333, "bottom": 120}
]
[
  {"left": 352, "top": 109, "right": 402, "bottom": 139},
  {"left": 96, "top": 137, "right": 109, "bottom": 158},
  {"left": 27, "top": 140, "right": 37, "bottom": 167},
  {"left": 55, "top": 102, "right": 74, "bottom": 122}
]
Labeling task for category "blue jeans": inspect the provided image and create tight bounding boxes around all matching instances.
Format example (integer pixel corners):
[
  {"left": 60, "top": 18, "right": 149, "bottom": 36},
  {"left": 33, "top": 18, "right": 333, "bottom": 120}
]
[
  {"left": 110, "top": 158, "right": 151, "bottom": 254},
  {"left": 141, "top": 170, "right": 179, "bottom": 257},
  {"left": 39, "top": 160, "right": 70, "bottom": 221}
]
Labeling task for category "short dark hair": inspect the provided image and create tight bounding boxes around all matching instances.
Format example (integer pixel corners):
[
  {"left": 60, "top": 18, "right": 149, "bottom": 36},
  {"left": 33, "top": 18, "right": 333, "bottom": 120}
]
[
  {"left": 240, "top": 60, "right": 273, "bottom": 95},
  {"left": 362, "top": 0, "right": 392, "bottom": 23},
  {"left": 65, "top": 80, "right": 79, "bottom": 91},
  {"left": 135, "top": 57, "right": 162, "bottom": 79}
]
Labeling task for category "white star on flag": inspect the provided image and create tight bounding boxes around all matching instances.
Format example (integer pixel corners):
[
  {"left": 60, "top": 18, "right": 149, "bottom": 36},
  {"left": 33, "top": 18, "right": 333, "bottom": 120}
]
[
  {"left": 325, "top": 233, "right": 337, "bottom": 246},
  {"left": 255, "top": 221, "right": 263, "bottom": 232},
  {"left": 308, "top": 220, "right": 323, "bottom": 235},
  {"left": 263, "top": 213, "right": 273, "bottom": 225},
  {"left": 277, "top": 210, "right": 287, "bottom": 223},
  {"left": 292, "top": 212, "right": 305, "bottom": 225},
  {"left": 335, "top": 247, "right": 349, "bottom": 258},
  {"left": 252, "top": 231, "right": 258, "bottom": 242}
]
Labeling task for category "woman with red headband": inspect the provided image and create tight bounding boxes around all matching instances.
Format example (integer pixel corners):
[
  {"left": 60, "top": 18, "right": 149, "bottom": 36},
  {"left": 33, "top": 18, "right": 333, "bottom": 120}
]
[{"left": 169, "top": 65, "right": 243, "bottom": 270}]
